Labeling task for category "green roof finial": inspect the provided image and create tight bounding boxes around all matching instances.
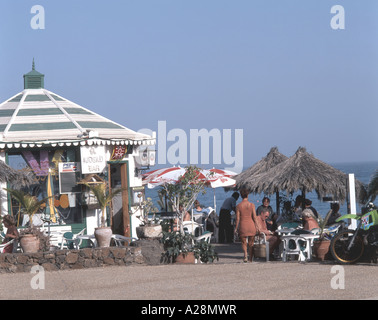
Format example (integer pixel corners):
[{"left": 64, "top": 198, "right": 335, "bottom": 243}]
[{"left": 23, "top": 59, "right": 44, "bottom": 89}]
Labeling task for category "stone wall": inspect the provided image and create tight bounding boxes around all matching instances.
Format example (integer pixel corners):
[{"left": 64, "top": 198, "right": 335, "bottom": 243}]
[{"left": 0, "top": 246, "right": 145, "bottom": 273}]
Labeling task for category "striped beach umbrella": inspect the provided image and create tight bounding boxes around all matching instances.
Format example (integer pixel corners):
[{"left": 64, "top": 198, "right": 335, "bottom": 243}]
[
  {"left": 142, "top": 166, "right": 234, "bottom": 188},
  {"left": 142, "top": 166, "right": 236, "bottom": 213},
  {"left": 209, "top": 168, "right": 237, "bottom": 178}
]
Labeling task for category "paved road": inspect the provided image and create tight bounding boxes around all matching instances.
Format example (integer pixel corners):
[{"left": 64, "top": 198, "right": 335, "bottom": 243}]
[{"left": 0, "top": 243, "right": 377, "bottom": 300}]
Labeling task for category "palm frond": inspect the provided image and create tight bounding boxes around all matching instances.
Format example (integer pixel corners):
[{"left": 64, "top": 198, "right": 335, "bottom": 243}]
[
  {"left": 368, "top": 171, "right": 378, "bottom": 201},
  {"left": 84, "top": 183, "right": 123, "bottom": 227}
]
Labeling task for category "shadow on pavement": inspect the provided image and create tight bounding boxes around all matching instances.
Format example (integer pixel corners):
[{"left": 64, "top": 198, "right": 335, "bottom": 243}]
[{"left": 213, "top": 243, "right": 244, "bottom": 263}]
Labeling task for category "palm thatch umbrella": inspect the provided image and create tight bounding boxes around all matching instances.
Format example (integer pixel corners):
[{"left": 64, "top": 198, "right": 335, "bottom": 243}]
[
  {"left": 249, "top": 147, "right": 367, "bottom": 204},
  {"left": 233, "top": 147, "right": 288, "bottom": 213},
  {"left": 0, "top": 160, "right": 35, "bottom": 189}
]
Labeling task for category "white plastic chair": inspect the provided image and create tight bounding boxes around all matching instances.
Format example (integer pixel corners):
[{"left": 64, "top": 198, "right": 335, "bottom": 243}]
[
  {"left": 61, "top": 228, "right": 86, "bottom": 249},
  {"left": 112, "top": 234, "right": 137, "bottom": 247},
  {"left": 182, "top": 221, "right": 204, "bottom": 237},
  {"left": 281, "top": 235, "right": 311, "bottom": 262},
  {"left": 0, "top": 239, "right": 15, "bottom": 253},
  {"left": 193, "top": 232, "right": 213, "bottom": 264},
  {"left": 194, "top": 232, "right": 212, "bottom": 244}
]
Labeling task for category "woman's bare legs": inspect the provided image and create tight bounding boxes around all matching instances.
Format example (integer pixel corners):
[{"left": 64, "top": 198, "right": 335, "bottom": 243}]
[
  {"left": 240, "top": 237, "right": 248, "bottom": 262},
  {"left": 248, "top": 236, "right": 255, "bottom": 262}
]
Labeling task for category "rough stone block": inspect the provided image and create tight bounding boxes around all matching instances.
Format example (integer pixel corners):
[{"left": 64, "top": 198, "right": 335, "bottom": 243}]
[{"left": 66, "top": 252, "right": 79, "bottom": 264}]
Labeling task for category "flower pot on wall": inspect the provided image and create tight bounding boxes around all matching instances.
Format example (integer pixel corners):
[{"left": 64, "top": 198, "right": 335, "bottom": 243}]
[
  {"left": 313, "top": 239, "right": 331, "bottom": 261},
  {"left": 20, "top": 234, "right": 40, "bottom": 253},
  {"left": 136, "top": 225, "right": 163, "bottom": 239},
  {"left": 94, "top": 227, "right": 112, "bottom": 247}
]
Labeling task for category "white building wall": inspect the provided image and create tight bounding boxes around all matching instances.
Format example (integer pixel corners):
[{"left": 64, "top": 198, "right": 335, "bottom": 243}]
[
  {"left": 84, "top": 145, "right": 145, "bottom": 238},
  {"left": 0, "top": 151, "right": 8, "bottom": 217}
]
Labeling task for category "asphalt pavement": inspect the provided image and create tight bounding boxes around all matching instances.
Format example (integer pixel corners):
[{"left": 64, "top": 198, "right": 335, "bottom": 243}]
[{"left": 0, "top": 243, "right": 377, "bottom": 301}]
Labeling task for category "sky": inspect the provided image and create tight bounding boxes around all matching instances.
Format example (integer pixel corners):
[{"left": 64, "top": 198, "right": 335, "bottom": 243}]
[{"left": 1, "top": 0, "right": 378, "bottom": 172}]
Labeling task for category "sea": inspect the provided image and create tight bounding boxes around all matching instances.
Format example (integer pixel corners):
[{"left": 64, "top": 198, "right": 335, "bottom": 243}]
[{"left": 145, "top": 161, "right": 378, "bottom": 219}]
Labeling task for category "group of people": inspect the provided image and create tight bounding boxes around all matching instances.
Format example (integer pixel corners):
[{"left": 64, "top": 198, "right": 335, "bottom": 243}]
[
  {"left": 217, "top": 192, "right": 341, "bottom": 262},
  {"left": 229, "top": 191, "right": 280, "bottom": 262}
]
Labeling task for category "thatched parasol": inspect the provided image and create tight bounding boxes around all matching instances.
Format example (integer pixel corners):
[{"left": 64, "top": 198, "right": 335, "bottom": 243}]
[
  {"left": 234, "top": 147, "right": 288, "bottom": 191},
  {"left": 249, "top": 147, "right": 367, "bottom": 204},
  {"left": 0, "top": 160, "right": 35, "bottom": 189},
  {"left": 233, "top": 147, "right": 288, "bottom": 213}
]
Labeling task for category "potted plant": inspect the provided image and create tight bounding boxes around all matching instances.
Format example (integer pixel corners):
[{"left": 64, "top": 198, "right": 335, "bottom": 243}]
[
  {"left": 135, "top": 197, "right": 162, "bottom": 239},
  {"left": 5, "top": 188, "right": 51, "bottom": 253},
  {"left": 84, "top": 183, "right": 122, "bottom": 247},
  {"left": 313, "top": 209, "right": 333, "bottom": 261},
  {"left": 161, "top": 231, "right": 218, "bottom": 264},
  {"left": 162, "top": 231, "right": 196, "bottom": 263},
  {"left": 193, "top": 238, "right": 219, "bottom": 263},
  {"left": 157, "top": 165, "right": 220, "bottom": 263},
  {"left": 160, "top": 165, "right": 209, "bottom": 234}
]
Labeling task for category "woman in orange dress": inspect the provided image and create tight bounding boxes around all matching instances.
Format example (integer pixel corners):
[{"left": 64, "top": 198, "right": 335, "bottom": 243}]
[{"left": 234, "top": 189, "right": 259, "bottom": 262}]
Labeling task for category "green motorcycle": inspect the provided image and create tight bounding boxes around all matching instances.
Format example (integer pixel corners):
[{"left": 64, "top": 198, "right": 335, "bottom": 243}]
[{"left": 330, "top": 203, "right": 378, "bottom": 264}]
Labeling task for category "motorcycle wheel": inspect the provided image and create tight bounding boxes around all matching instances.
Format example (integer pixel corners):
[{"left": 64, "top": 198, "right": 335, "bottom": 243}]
[{"left": 330, "top": 229, "right": 364, "bottom": 264}]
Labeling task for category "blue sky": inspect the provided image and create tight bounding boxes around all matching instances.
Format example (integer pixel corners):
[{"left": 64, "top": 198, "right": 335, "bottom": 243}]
[{"left": 1, "top": 0, "right": 377, "bottom": 170}]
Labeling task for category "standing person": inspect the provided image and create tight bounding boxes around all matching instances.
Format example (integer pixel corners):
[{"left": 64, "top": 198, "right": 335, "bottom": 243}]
[
  {"left": 219, "top": 192, "right": 239, "bottom": 243},
  {"left": 2, "top": 215, "right": 19, "bottom": 253},
  {"left": 234, "top": 189, "right": 258, "bottom": 262},
  {"left": 256, "top": 197, "right": 277, "bottom": 231}
]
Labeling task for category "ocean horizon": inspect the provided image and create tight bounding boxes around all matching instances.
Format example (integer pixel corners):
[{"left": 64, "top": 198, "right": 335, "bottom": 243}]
[{"left": 145, "top": 160, "right": 378, "bottom": 218}]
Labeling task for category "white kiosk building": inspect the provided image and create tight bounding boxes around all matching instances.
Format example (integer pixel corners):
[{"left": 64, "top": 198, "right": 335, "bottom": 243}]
[{"left": 0, "top": 62, "right": 156, "bottom": 238}]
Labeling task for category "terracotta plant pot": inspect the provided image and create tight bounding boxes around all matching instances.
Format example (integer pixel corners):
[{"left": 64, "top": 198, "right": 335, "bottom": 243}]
[
  {"left": 136, "top": 225, "right": 163, "bottom": 239},
  {"left": 313, "top": 239, "right": 331, "bottom": 261},
  {"left": 20, "top": 234, "right": 40, "bottom": 253},
  {"left": 174, "top": 252, "right": 196, "bottom": 264},
  {"left": 94, "top": 227, "right": 112, "bottom": 247}
]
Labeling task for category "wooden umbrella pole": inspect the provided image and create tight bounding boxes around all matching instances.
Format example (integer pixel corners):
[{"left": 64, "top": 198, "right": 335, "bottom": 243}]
[{"left": 275, "top": 191, "right": 280, "bottom": 215}]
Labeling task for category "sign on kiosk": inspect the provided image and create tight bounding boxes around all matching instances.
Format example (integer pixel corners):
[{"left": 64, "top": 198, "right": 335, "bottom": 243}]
[
  {"left": 58, "top": 162, "right": 81, "bottom": 194},
  {"left": 80, "top": 146, "right": 106, "bottom": 174}
]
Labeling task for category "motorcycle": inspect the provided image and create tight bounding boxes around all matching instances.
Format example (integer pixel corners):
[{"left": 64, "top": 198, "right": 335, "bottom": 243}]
[{"left": 330, "top": 202, "right": 378, "bottom": 264}]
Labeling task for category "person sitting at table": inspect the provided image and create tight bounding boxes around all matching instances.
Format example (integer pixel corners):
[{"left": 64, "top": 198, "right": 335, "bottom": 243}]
[
  {"left": 170, "top": 205, "right": 191, "bottom": 232},
  {"left": 256, "top": 208, "right": 281, "bottom": 260},
  {"left": 326, "top": 202, "right": 341, "bottom": 226},
  {"left": 293, "top": 195, "right": 303, "bottom": 216},
  {"left": 206, "top": 209, "right": 219, "bottom": 241},
  {"left": 301, "top": 207, "right": 319, "bottom": 232},
  {"left": 304, "top": 199, "right": 319, "bottom": 219},
  {"left": 2, "top": 215, "right": 19, "bottom": 253},
  {"left": 180, "top": 204, "right": 191, "bottom": 222},
  {"left": 193, "top": 200, "right": 211, "bottom": 224},
  {"left": 256, "top": 196, "right": 277, "bottom": 231}
]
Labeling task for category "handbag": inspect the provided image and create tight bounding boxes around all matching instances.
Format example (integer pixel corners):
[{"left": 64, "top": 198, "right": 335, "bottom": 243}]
[
  {"left": 253, "top": 243, "right": 267, "bottom": 258},
  {"left": 253, "top": 234, "right": 267, "bottom": 258}
]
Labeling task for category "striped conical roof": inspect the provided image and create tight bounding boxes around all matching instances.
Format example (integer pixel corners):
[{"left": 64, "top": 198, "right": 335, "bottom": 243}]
[{"left": 0, "top": 64, "right": 155, "bottom": 148}]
